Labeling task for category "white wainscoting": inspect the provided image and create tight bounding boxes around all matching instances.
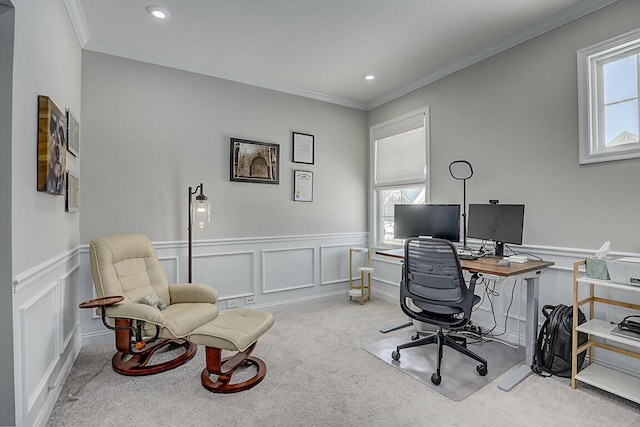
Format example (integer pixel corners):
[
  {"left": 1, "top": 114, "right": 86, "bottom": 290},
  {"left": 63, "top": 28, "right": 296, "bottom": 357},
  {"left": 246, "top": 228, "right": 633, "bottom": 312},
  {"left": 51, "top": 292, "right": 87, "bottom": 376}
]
[
  {"left": 12, "top": 248, "right": 82, "bottom": 427},
  {"left": 371, "top": 242, "right": 640, "bottom": 378},
  {"left": 77, "top": 233, "right": 370, "bottom": 343},
  {"left": 14, "top": 236, "right": 640, "bottom": 426}
]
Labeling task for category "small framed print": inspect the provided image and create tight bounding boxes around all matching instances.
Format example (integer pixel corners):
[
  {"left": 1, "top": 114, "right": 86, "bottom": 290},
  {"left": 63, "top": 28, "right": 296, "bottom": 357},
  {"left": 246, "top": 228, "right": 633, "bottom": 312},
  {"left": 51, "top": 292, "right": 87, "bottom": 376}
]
[
  {"left": 66, "top": 171, "right": 79, "bottom": 212},
  {"left": 67, "top": 109, "right": 79, "bottom": 157},
  {"left": 230, "top": 137, "right": 280, "bottom": 184},
  {"left": 292, "top": 132, "right": 314, "bottom": 164},
  {"left": 293, "top": 170, "right": 313, "bottom": 202}
]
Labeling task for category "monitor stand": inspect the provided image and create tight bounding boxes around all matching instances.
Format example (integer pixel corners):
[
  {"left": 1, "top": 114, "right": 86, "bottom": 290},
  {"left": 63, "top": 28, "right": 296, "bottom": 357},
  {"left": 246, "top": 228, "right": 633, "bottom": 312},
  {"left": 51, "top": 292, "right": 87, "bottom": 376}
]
[{"left": 494, "top": 241, "right": 504, "bottom": 257}]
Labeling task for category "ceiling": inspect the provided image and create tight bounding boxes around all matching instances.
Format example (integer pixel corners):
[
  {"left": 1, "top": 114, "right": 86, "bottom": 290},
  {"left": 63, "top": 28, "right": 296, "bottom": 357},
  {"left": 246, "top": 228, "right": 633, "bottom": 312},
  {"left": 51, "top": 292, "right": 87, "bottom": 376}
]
[{"left": 67, "top": 0, "right": 617, "bottom": 110}]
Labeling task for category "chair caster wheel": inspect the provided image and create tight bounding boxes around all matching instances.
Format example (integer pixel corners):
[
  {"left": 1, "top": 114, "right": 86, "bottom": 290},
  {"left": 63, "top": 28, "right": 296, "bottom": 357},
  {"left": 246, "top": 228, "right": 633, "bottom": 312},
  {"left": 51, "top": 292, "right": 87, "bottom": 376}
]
[
  {"left": 391, "top": 350, "right": 400, "bottom": 361},
  {"left": 431, "top": 373, "right": 441, "bottom": 385},
  {"left": 477, "top": 364, "right": 487, "bottom": 376}
]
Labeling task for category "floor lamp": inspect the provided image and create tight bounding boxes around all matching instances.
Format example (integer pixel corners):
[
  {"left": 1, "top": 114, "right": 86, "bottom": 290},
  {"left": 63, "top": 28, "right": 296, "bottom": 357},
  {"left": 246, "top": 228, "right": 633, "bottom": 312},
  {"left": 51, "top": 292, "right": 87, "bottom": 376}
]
[
  {"left": 188, "top": 183, "right": 210, "bottom": 283},
  {"left": 449, "top": 160, "right": 473, "bottom": 250}
]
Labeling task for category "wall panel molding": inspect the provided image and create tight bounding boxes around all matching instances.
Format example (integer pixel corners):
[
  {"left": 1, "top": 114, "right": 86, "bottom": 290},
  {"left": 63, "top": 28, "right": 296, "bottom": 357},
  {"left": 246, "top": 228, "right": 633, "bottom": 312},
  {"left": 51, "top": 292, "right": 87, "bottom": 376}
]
[
  {"left": 262, "top": 247, "right": 316, "bottom": 294},
  {"left": 320, "top": 243, "right": 357, "bottom": 285},
  {"left": 12, "top": 247, "right": 79, "bottom": 293},
  {"left": 193, "top": 250, "right": 256, "bottom": 299}
]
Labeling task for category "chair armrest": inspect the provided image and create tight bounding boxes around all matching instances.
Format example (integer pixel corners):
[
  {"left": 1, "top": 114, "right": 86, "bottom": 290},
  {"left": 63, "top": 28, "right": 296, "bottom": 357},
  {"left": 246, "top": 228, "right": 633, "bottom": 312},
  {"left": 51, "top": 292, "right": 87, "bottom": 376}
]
[
  {"left": 169, "top": 283, "right": 219, "bottom": 304},
  {"left": 105, "top": 302, "right": 166, "bottom": 325},
  {"left": 79, "top": 295, "right": 124, "bottom": 309}
]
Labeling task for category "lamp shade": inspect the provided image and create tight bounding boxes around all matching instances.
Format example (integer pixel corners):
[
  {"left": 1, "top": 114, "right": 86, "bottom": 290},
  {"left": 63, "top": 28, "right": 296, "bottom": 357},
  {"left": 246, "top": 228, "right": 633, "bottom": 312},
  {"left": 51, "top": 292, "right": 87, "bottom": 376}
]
[{"left": 191, "top": 195, "right": 210, "bottom": 229}]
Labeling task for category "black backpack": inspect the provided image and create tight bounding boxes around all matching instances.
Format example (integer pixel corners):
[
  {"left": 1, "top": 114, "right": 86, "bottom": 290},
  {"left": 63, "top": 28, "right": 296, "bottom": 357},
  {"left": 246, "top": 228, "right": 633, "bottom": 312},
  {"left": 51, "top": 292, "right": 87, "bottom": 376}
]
[{"left": 531, "top": 304, "right": 587, "bottom": 377}]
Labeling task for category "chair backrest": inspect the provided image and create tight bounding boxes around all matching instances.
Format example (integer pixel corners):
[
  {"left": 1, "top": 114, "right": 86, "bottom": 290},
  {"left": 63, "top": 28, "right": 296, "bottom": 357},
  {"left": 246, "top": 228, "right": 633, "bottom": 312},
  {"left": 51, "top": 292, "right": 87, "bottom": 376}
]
[
  {"left": 89, "top": 234, "right": 171, "bottom": 305},
  {"left": 400, "top": 238, "right": 476, "bottom": 327}
]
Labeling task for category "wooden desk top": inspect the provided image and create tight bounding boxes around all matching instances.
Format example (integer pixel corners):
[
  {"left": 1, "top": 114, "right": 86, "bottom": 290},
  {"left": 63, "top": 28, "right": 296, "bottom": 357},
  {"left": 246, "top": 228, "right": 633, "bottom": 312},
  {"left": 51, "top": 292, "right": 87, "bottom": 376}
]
[{"left": 375, "top": 249, "right": 554, "bottom": 278}]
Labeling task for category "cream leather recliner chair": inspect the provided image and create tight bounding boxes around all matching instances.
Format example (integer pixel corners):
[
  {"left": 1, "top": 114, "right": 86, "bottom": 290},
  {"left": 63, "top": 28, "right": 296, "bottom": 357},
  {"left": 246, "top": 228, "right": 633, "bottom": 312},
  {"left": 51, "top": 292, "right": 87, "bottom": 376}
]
[{"left": 83, "top": 233, "right": 219, "bottom": 375}]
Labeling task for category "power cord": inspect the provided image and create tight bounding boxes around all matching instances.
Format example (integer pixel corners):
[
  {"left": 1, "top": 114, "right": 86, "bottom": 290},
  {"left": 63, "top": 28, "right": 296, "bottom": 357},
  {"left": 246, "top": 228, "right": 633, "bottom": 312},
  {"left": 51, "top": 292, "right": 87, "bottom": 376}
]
[
  {"left": 466, "top": 276, "right": 523, "bottom": 350},
  {"left": 489, "top": 277, "right": 518, "bottom": 338},
  {"left": 64, "top": 358, "right": 111, "bottom": 402}
]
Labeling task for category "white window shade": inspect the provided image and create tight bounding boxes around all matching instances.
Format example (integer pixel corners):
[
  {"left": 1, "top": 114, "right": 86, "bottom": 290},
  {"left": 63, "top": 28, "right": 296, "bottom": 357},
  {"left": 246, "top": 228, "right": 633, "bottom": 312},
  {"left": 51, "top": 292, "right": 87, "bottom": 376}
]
[{"left": 374, "top": 127, "right": 426, "bottom": 188}]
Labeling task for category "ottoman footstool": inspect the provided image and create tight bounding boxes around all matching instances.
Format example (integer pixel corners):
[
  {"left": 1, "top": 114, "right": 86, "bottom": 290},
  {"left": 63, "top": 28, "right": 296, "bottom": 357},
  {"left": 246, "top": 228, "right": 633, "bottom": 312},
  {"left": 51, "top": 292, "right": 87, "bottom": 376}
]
[{"left": 189, "top": 308, "right": 274, "bottom": 393}]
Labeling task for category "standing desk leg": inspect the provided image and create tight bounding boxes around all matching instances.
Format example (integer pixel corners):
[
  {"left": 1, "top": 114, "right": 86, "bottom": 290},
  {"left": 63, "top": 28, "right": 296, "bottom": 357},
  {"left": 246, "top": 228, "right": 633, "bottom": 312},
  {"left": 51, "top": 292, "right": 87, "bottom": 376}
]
[{"left": 498, "top": 275, "right": 539, "bottom": 391}]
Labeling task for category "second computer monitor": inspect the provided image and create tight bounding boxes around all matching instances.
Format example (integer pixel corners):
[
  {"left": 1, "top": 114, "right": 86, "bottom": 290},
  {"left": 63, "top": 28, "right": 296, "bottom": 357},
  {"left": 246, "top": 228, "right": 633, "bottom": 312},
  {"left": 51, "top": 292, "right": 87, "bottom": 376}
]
[
  {"left": 393, "top": 204, "right": 460, "bottom": 242},
  {"left": 467, "top": 204, "right": 525, "bottom": 253}
]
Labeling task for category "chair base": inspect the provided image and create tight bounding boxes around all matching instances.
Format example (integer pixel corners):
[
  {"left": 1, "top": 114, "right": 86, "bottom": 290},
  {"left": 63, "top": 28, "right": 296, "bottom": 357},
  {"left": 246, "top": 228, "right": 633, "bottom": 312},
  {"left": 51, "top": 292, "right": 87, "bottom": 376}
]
[
  {"left": 392, "top": 328, "right": 487, "bottom": 385},
  {"left": 200, "top": 343, "right": 267, "bottom": 393},
  {"left": 112, "top": 338, "right": 197, "bottom": 376}
]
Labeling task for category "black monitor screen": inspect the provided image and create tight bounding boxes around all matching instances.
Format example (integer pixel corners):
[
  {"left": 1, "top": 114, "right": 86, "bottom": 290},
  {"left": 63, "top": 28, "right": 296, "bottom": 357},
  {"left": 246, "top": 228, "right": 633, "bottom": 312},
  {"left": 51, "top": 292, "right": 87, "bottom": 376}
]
[
  {"left": 467, "top": 204, "right": 525, "bottom": 245},
  {"left": 393, "top": 204, "right": 460, "bottom": 242}
]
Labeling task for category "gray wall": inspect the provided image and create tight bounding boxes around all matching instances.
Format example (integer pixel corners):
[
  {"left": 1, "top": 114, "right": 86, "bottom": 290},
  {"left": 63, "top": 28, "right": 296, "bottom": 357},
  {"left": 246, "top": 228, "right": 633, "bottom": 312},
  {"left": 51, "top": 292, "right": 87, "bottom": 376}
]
[
  {"left": 8, "top": 0, "right": 82, "bottom": 424},
  {"left": 1, "top": 3, "right": 14, "bottom": 424},
  {"left": 368, "top": 0, "right": 640, "bottom": 253},
  {"left": 11, "top": 0, "right": 81, "bottom": 274},
  {"left": 80, "top": 51, "right": 368, "bottom": 243}
]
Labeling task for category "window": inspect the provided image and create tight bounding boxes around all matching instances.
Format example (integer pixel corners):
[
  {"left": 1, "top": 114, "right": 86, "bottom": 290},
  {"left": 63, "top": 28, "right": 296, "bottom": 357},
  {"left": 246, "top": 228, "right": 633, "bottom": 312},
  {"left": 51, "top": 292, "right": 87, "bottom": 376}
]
[
  {"left": 578, "top": 29, "right": 640, "bottom": 164},
  {"left": 371, "top": 108, "right": 429, "bottom": 246}
]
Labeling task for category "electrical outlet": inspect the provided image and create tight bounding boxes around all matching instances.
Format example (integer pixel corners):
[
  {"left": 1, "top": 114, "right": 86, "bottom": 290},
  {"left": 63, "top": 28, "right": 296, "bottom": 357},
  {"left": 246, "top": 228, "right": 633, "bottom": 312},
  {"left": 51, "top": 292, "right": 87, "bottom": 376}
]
[
  {"left": 226, "top": 298, "right": 239, "bottom": 309},
  {"left": 245, "top": 296, "right": 256, "bottom": 305}
]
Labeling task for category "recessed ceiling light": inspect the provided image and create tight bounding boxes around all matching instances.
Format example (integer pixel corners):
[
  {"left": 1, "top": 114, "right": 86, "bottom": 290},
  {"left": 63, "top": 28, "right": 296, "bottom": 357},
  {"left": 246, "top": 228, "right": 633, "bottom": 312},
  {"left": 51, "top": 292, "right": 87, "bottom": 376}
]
[
  {"left": 146, "top": 5, "right": 169, "bottom": 20},
  {"left": 364, "top": 73, "right": 376, "bottom": 81}
]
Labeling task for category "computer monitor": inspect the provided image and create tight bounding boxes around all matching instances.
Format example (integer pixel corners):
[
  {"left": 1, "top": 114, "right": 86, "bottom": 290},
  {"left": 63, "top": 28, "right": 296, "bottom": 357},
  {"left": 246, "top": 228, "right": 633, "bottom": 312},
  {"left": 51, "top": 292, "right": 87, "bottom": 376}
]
[
  {"left": 393, "top": 204, "right": 460, "bottom": 242},
  {"left": 467, "top": 204, "right": 525, "bottom": 256}
]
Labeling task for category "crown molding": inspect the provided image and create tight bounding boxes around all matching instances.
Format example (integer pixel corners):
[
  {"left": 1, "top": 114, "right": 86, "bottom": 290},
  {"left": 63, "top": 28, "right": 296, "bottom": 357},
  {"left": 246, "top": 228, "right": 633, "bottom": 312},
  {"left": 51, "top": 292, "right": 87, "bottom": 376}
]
[
  {"left": 83, "top": 38, "right": 368, "bottom": 110},
  {"left": 63, "top": 0, "right": 90, "bottom": 46},
  {"left": 67, "top": 0, "right": 618, "bottom": 111},
  {"left": 365, "top": 0, "right": 620, "bottom": 110}
]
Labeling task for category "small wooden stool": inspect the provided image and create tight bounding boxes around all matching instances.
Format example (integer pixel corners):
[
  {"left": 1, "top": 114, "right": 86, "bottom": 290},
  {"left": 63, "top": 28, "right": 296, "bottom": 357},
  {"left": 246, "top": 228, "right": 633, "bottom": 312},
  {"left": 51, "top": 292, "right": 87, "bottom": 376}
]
[
  {"left": 348, "top": 247, "right": 372, "bottom": 304},
  {"left": 357, "top": 266, "right": 373, "bottom": 304}
]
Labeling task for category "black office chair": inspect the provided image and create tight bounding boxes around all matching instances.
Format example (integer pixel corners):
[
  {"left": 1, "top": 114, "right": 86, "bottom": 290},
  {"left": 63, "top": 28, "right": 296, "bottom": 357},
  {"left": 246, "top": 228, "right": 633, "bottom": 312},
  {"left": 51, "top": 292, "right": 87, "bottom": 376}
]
[{"left": 391, "top": 238, "right": 488, "bottom": 385}]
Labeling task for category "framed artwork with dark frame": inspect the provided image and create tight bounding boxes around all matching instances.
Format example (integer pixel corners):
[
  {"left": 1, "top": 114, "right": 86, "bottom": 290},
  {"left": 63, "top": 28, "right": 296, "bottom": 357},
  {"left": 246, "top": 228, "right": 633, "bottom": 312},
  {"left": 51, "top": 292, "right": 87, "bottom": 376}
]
[
  {"left": 292, "top": 132, "right": 314, "bottom": 164},
  {"left": 230, "top": 137, "right": 280, "bottom": 184},
  {"left": 37, "top": 95, "right": 67, "bottom": 195},
  {"left": 67, "top": 108, "right": 80, "bottom": 157},
  {"left": 66, "top": 171, "right": 79, "bottom": 212}
]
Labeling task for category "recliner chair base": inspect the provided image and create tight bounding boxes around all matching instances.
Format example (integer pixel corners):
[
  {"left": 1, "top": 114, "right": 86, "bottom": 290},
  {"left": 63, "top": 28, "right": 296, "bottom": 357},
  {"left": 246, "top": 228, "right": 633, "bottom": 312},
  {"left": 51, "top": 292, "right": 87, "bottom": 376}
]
[
  {"left": 112, "top": 337, "right": 197, "bottom": 376},
  {"left": 200, "top": 343, "right": 267, "bottom": 393}
]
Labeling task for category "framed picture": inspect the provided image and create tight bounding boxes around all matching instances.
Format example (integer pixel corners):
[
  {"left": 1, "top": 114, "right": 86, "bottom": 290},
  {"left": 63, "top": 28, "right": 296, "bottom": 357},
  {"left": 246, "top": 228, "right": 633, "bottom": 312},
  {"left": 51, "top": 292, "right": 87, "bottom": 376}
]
[
  {"left": 292, "top": 132, "right": 314, "bottom": 164},
  {"left": 293, "top": 170, "right": 313, "bottom": 202},
  {"left": 37, "top": 95, "right": 66, "bottom": 195},
  {"left": 67, "top": 109, "right": 79, "bottom": 157},
  {"left": 230, "top": 137, "right": 280, "bottom": 184},
  {"left": 66, "top": 171, "right": 79, "bottom": 212}
]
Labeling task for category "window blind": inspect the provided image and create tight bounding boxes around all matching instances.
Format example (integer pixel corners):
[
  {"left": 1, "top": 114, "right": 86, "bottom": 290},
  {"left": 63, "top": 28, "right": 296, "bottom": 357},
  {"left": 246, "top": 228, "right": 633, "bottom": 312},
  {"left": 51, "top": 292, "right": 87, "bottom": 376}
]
[{"left": 374, "top": 113, "right": 426, "bottom": 188}]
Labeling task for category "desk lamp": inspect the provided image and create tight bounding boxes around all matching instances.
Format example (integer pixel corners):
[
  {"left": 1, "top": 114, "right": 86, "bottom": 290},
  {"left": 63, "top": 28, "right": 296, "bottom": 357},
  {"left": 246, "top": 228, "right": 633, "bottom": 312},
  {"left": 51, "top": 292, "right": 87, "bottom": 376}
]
[
  {"left": 188, "top": 183, "right": 210, "bottom": 283},
  {"left": 449, "top": 160, "right": 473, "bottom": 250}
]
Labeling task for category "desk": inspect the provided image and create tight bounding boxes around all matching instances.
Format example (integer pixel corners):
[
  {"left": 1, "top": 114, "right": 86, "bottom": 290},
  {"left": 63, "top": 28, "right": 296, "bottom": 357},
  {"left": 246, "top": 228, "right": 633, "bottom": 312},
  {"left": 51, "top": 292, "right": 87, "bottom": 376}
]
[{"left": 376, "top": 249, "right": 554, "bottom": 391}]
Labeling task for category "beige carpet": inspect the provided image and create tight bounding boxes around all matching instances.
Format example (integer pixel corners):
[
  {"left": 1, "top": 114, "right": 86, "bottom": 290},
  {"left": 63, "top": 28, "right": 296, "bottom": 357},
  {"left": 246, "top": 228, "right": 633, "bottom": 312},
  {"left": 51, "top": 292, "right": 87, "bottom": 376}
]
[
  {"left": 47, "top": 298, "right": 640, "bottom": 427},
  {"left": 364, "top": 331, "right": 525, "bottom": 401}
]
